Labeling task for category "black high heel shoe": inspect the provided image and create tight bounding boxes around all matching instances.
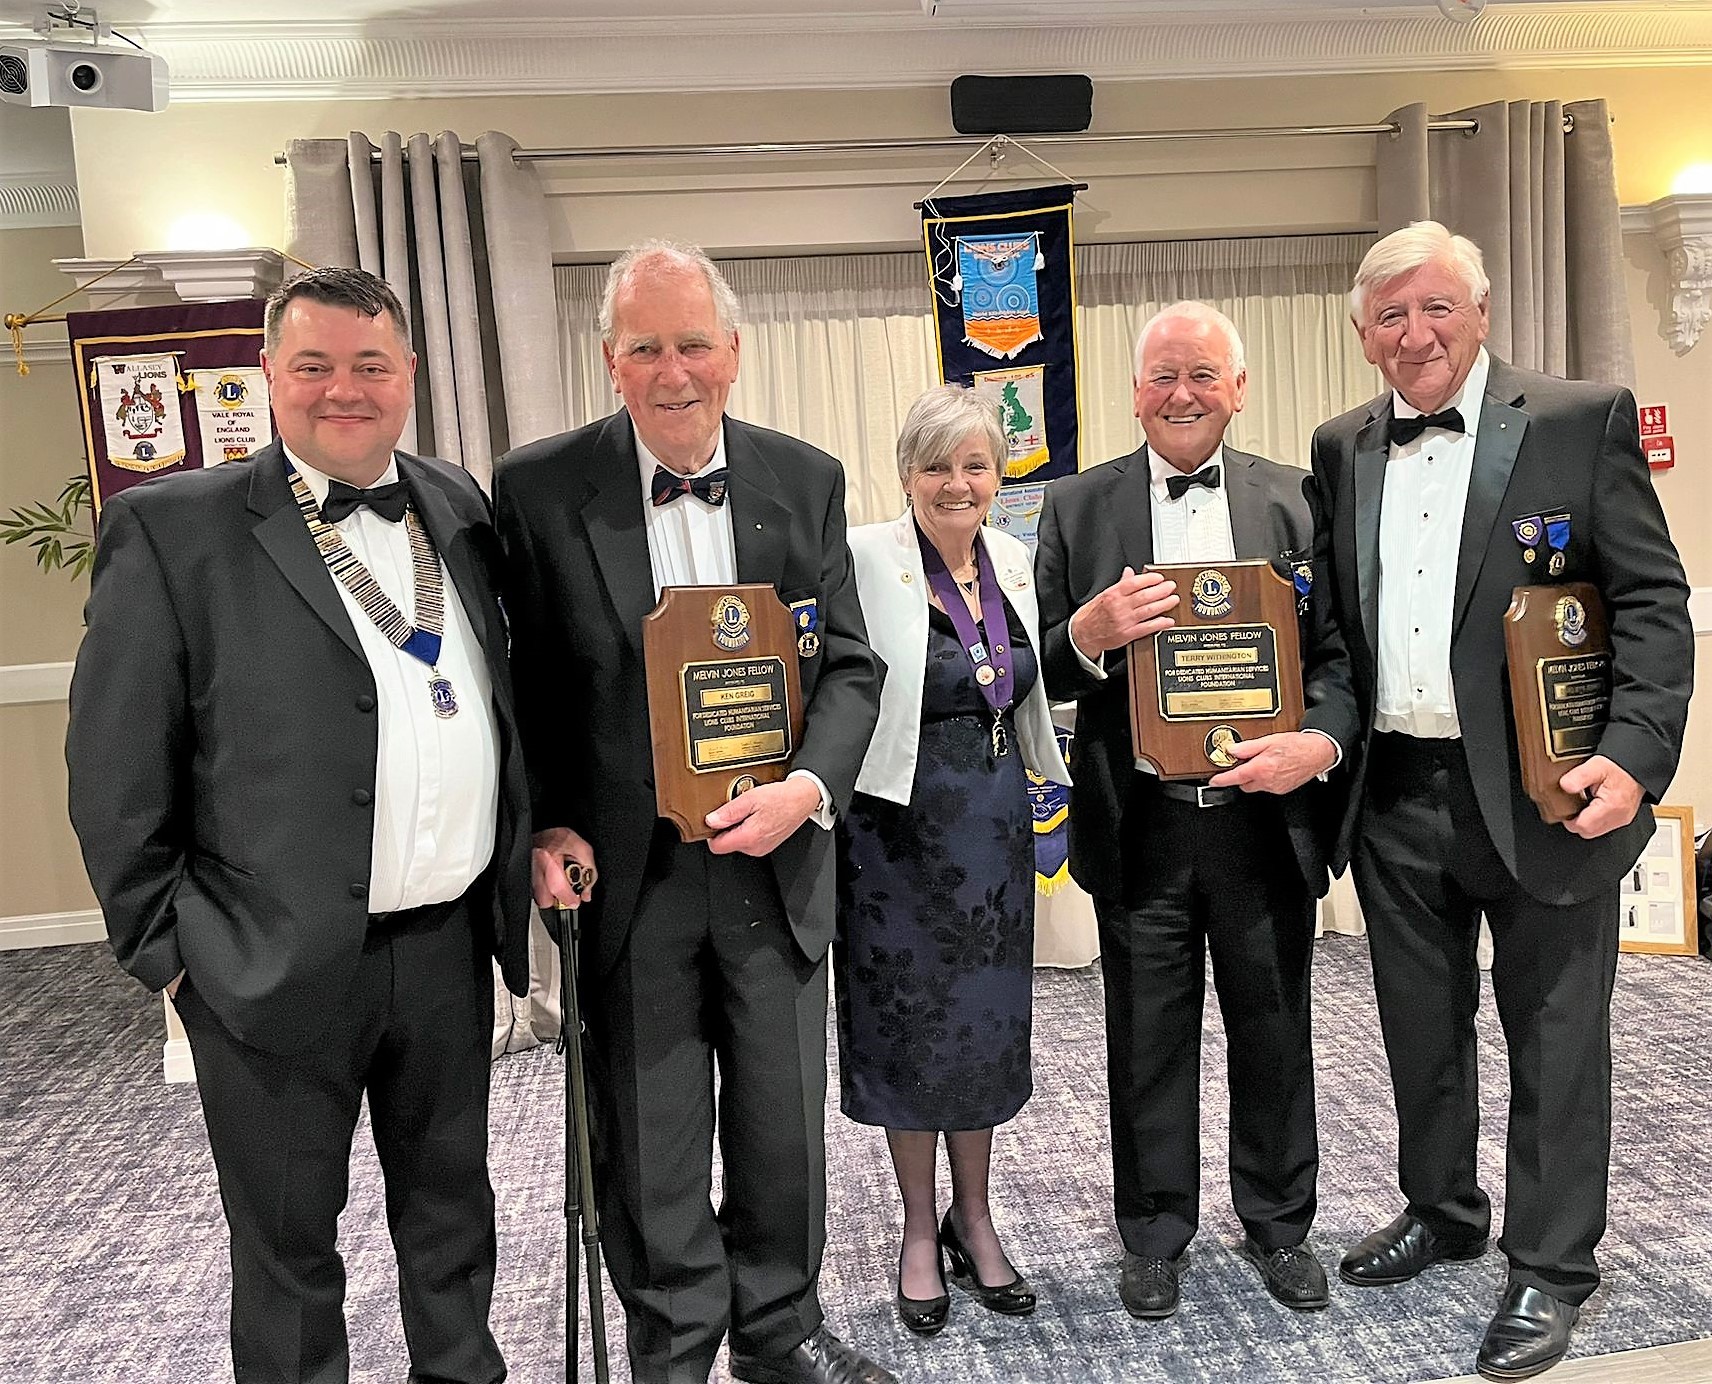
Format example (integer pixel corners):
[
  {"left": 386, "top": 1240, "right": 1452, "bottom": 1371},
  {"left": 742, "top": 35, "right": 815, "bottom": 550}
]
[
  {"left": 896, "top": 1238, "right": 950, "bottom": 1336},
  {"left": 940, "top": 1210, "right": 1037, "bottom": 1316}
]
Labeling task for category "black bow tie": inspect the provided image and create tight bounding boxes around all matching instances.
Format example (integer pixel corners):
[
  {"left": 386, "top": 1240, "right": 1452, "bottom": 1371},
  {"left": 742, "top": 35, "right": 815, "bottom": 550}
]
[
  {"left": 650, "top": 464, "right": 729, "bottom": 508},
  {"left": 1388, "top": 407, "right": 1466, "bottom": 448},
  {"left": 1164, "top": 464, "right": 1220, "bottom": 501},
  {"left": 320, "top": 478, "right": 409, "bottom": 524}
]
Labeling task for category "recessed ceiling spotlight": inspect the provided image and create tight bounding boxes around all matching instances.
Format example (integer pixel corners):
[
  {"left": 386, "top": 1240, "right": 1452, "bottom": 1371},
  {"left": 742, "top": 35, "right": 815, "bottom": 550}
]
[{"left": 1436, "top": 0, "right": 1489, "bottom": 22}]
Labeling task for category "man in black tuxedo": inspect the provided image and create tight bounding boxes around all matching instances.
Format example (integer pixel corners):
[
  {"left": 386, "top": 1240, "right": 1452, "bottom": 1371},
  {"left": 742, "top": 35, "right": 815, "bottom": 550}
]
[
  {"left": 66, "top": 268, "right": 530, "bottom": 1383},
  {"left": 1035, "top": 303, "right": 1358, "bottom": 1321},
  {"left": 1309, "top": 222, "right": 1692, "bottom": 1380},
  {"left": 492, "top": 241, "right": 890, "bottom": 1384}
]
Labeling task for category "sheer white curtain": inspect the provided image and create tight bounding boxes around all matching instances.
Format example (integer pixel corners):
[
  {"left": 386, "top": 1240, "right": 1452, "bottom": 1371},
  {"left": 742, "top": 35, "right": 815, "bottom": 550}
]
[{"left": 554, "top": 233, "right": 1380, "bottom": 525}]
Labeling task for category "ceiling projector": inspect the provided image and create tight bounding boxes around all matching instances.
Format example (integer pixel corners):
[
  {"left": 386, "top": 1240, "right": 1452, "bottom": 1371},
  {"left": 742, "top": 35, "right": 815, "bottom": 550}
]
[{"left": 0, "top": 37, "right": 168, "bottom": 111}]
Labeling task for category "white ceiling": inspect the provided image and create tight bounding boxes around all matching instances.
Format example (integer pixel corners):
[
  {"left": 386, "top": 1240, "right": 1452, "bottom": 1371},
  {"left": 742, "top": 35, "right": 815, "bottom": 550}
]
[{"left": 0, "top": 1, "right": 1707, "bottom": 100}]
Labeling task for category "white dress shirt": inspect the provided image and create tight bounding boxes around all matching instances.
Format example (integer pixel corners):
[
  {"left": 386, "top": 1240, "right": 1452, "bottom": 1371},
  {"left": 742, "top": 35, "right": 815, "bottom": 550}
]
[
  {"left": 1149, "top": 444, "right": 1236, "bottom": 565},
  {"left": 637, "top": 430, "right": 737, "bottom": 599},
  {"left": 634, "top": 423, "right": 834, "bottom": 827},
  {"left": 1374, "top": 348, "right": 1491, "bottom": 738},
  {"left": 287, "top": 448, "right": 500, "bottom": 912}
]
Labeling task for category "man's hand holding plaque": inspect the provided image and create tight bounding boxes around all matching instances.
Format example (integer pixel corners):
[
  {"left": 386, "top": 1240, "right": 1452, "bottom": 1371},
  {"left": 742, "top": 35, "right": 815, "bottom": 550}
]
[
  {"left": 1503, "top": 582, "right": 1620, "bottom": 827},
  {"left": 1069, "top": 566, "right": 1181, "bottom": 656},
  {"left": 643, "top": 584, "right": 807, "bottom": 843},
  {"left": 1126, "top": 559, "right": 1305, "bottom": 780}
]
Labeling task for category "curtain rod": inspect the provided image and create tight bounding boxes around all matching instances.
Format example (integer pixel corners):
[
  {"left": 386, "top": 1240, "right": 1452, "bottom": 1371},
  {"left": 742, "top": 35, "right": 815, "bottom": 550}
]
[{"left": 273, "top": 116, "right": 1577, "bottom": 167}]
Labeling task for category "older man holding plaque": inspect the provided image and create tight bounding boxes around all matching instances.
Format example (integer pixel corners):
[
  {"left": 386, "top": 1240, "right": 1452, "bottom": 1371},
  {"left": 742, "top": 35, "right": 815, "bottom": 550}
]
[
  {"left": 493, "top": 241, "right": 890, "bottom": 1384},
  {"left": 1035, "top": 302, "right": 1358, "bottom": 1320},
  {"left": 1308, "top": 222, "right": 1691, "bottom": 1380}
]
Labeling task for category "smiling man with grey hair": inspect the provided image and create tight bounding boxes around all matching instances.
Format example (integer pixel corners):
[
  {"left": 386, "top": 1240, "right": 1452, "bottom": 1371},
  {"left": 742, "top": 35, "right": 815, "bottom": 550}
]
[
  {"left": 1307, "top": 220, "right": 1691, "bottom": 1381},
  {"left": 1035, "top": 299, "right": 1357, "bottom": 1323},
  {"left": 495, "top": 239, "right": 891, "bottom": 1384}
]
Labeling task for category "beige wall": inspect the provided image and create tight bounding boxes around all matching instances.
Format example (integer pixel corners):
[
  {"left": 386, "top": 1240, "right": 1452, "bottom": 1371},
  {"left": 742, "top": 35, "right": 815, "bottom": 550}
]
[
  {"left": 9, "top": 60, "right": 1707, "bottom": 925},
  {"left": 68, "top": 66, "right": 1712, "bottom": 261},
  {"left": 0, "top": 223, "right": 96, "bottom": 922},
  {"left": 1624, "top": 233, "right": 1712, "bottom": 822}
]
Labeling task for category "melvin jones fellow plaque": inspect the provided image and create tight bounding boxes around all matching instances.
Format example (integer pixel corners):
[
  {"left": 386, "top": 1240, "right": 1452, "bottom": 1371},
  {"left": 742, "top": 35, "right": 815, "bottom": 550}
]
[
  {"left": 643, "top": 584, "right": 806, "bottom": 842},
  {"left": 1127, "top": 560, "right": 1305, "bottom": 780},
  {"left": 1503, "top": 582, "right": 1614, "bottom": 825}
]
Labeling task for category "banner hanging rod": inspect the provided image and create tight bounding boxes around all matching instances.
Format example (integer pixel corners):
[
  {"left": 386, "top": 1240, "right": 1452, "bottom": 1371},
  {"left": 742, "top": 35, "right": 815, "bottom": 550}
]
[{"left": 273, "top": 116, "right": 1575, "bottom": 167}]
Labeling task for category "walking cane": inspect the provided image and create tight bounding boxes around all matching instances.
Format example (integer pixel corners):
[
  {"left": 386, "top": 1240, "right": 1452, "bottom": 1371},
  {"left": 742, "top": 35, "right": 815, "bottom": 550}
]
[{"left": 551, "top": 872, "right": 611, "bottom": 1384}]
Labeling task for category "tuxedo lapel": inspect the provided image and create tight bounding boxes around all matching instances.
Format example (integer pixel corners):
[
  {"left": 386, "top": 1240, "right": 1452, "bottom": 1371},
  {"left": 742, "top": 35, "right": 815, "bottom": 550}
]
[
  {"left": 582, "top": 413, "right": 657, "bottom": 664},
  {"left": 1223, "top": 450, "right": 1271, "bottom": 559},
  {"left": 726, "top": 421, "right": 792, "bottom": 589},
  {"left": 247, "top": 442, "right": 365, "bottom": 662},
  {"left": 1113, "top": 446, "right": 1155, "bottom": 574},
  {"left": 1352, "top": 404, "right": 1390, "bottom": 652},
  {"left": 1452, "top": 369, "right": 1527, "bottom": 641}
]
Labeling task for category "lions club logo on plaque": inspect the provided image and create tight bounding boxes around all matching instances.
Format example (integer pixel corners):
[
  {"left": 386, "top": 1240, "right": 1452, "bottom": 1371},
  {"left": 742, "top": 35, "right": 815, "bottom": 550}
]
[
  {"left": 711, "top": 594, "right": 753, "bottom": 652},
  {"left": 1191, "top": 569, "right": 1234, "bottom": 619},
  {"left": 1554, "top": 593, "right": 1588, "bottom": 648}
]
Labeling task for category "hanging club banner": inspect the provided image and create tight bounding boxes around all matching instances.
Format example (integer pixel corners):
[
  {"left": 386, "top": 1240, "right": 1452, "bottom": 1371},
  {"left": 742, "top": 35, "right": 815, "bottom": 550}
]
[
  {"left": 1028, "top": 727, "right": 1074, "bottom": 895},
  {"left": 922, "top": 182, "right": 1082, "bottom": 487},
  {"left": 91, "top": 353, "right": 188, "bottom": 474}
]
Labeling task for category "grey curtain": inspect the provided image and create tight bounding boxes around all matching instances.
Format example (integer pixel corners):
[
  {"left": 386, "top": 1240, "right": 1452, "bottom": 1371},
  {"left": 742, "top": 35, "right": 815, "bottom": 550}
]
[
  {"left": 285, "top": 130, "right": 566, "bottom": 1056},
  {"left": 1377, "top": 99, "right": 1634, "bottom": 388},
  {"left": 283, "top": 129, "right": 566, "bottom": 494}
]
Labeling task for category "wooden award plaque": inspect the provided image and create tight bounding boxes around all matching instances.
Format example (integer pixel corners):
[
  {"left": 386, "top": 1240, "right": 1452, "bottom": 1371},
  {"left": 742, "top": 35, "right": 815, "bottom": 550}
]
[
  {"left": 643, "top": 584, "right": 806, "bottom": 842},
  {"left": 1503, "top": 582, "right": 1613, "bottom": 825},
  {"left": 1126, "top": 559, "right": 1305, "bottom": 780}
]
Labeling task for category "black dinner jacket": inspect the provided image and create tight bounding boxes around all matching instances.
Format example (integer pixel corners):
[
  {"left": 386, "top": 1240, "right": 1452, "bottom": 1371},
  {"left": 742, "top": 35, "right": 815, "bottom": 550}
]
[
  {"left": 492, "top": 410, "right": 883, "bottom": 978},
  {"left": 66, "top": 441, "right": 533, "bottom": 1055},
  {"left": 1035, "top": 444, "right": 1360, "bottom": 902},
  {"left": 1309, "top": 358, "right": 1693, "bottom": 905}
]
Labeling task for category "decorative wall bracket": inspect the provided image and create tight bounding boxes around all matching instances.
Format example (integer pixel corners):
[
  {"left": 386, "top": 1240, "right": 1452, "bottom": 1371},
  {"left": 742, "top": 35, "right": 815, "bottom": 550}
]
[{"left": 1642, "top": 194, "right": 1712, "bottom": 356}]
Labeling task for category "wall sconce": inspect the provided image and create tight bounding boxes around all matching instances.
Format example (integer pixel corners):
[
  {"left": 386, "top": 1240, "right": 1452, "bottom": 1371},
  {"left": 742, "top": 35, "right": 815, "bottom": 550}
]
[{"left": 1642, "top": 166, "right": 1712, "bottom": 355}]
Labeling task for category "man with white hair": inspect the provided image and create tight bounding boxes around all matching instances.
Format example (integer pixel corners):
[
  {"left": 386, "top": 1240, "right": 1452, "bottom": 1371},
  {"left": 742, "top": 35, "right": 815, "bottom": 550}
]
[
  {"left": 494, "top": 241, "right": 891, "bottom": 1384},
  {"left": 1305, "top": 221, "right": 1691, "bottom": 1379},
  {"left": 1035, "top": 302, "right": 1359, "bottom": 1321}
]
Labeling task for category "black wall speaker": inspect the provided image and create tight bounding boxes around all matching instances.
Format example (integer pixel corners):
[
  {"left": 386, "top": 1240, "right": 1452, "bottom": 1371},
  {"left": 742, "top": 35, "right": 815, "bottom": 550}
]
[{"left": 950, "top": 74, "right": 1093, "bottom": 136}]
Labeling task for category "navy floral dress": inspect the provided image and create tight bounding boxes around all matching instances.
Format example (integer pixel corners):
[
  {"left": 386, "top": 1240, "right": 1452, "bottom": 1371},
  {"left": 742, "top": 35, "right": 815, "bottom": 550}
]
[{"left": 834, "top": 599, "right": 1037, "bottom": 1131}]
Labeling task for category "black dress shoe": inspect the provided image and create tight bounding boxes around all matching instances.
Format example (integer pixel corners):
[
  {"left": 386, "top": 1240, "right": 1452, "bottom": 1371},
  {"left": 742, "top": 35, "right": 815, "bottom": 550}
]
[
  {"left": 1240, "top": 1238, "right": 1330, "bottom": 1310},
  {"left": 1477, "top": 1284, "right": 1578, "bottom": 1381},
  {"left": 729, "top": 1327, "right": 897, "bottom": 1384},
  {"left": 895, "top": 1239, "right": 950, "bottom": 1336},
  {"left": 940, "top": 1210, "right": 1037, "bottom": 1316},
  {"left": 1118, "top": 1251, "right": 1185, "bottom": 1319},
  {"left": 1339, "top": 1213, "right": 1488, "bottom": 1286}
]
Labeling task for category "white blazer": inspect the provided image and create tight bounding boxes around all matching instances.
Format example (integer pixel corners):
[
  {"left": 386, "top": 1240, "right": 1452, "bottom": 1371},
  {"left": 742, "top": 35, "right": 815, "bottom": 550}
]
[{"left": 849, "top": 509, "right": 1070, "bottom": 805}]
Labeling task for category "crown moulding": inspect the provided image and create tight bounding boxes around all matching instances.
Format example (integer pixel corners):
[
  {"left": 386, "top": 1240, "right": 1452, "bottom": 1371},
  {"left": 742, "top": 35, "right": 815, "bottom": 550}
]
[
  {"left": 0, "top": 179, "right": 80, "bottom": 230},
  {"left": 114, "top": 8, "right": 1712, "bottom": 102}
]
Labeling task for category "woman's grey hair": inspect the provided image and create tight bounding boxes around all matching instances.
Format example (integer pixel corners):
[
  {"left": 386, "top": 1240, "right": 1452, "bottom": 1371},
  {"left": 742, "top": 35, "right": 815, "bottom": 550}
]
[
  {"left": 1350, "top": 220, "right": 1490, "bottom": 321},
  {"left": 1132, "top": 301, "right": 1246, "bottom": 378},
  {"left": 598, "top": 239, "right": 742, "bottom": 345},
  {"left": 895, "top": 384, "right": 1007, "bottom": 489}
]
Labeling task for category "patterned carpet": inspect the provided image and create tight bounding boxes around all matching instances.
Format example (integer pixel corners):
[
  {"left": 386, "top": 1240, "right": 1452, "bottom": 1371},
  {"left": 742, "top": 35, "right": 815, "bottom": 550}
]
[{"left": 2, "top": 935, "right": 1710, "bottom": 1384}]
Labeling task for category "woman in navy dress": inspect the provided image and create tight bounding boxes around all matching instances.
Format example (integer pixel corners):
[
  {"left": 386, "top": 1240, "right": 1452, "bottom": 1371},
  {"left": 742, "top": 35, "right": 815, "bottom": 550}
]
[{"left": 837, "top": 385, "right": 1070, "bottom": 1335}]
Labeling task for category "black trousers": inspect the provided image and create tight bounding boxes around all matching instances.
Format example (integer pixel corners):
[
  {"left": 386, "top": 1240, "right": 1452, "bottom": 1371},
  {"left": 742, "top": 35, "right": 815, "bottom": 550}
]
[
  {"left": 173, "top": 896, "right": 502, "bottom": 1384},
  {"left": 1353, "top": 733, "right": 1619, "bottom": 1304},
  {"left": 1093, "top": 780, "right": 1318, "bottom": 1261},
  {"left": 582, "top": 827, "right": 828, "bottom": 1384}
]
